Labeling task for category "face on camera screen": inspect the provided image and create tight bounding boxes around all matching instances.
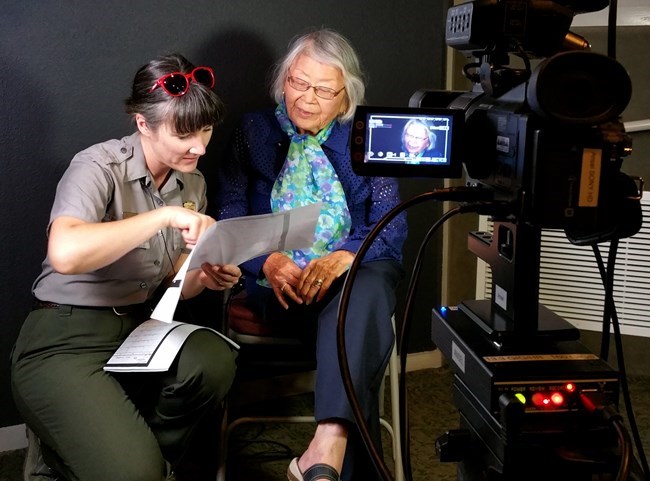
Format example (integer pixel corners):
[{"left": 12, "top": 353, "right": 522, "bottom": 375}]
[{"left": 365, "top": 113, "right": 453, "bottom": 165}]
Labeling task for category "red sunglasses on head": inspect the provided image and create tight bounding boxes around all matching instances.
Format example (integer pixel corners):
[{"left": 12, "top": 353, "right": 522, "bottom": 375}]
[{"left": 149, "top": 66, "right": 215, "bottom": 96}]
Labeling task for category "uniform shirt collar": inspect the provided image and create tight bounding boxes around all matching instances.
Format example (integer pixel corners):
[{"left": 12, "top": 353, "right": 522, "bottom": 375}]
[{"left": 122, "top": 132, "right": 184, "bottom": 191}]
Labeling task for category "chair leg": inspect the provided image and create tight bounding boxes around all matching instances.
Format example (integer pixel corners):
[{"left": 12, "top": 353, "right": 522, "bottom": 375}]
[
  {"left": 217, "top": 414, "right": 316, "bottom": 481},
  {"left": 217, "top": 314, "right": 404, "bottom": 481},
  {"left": 215, "top": 404, "right": 229, "bottom": 481},
  {"left": 389, "top": 318, "right": 404, "bottom": 481}
]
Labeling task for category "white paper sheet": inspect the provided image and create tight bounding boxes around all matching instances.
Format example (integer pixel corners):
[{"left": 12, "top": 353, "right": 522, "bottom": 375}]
[
  {"left": 105, "top": 203, "right": 321, "bottom": 372},
  {"left": 150, "top": 203, "right": 321, "bottom": 323},
  {"left": 150, "top": 250, "right": 194, "bottom": 323},
  {"left": 188, "top": 202, "right": 322, "bottom": 269},
  {"left": 104, "top": 319, "right": 238, "bottom": 372}
]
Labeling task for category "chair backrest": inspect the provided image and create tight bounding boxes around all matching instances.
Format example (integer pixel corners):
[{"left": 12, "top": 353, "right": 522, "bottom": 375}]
[{"left": 227, "top": 294, "right": 303, "bottom": 344}]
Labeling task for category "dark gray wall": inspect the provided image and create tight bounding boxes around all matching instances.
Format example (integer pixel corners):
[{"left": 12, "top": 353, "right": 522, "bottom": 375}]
[{"left": 0, "top": 1, "right": 449, "bottom": 428}]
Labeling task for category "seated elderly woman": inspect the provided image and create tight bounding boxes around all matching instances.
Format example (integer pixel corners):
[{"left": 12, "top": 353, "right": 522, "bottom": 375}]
[{"left": 216, "top": 28, "right": 406, "bottom": 481}]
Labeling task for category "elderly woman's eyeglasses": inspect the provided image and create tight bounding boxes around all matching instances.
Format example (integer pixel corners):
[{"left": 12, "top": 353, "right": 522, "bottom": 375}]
[
  {"left": 150, "top": 66, "right": 215, "bottom": 97},
  {"left": 405, "top": 132, "right": 428, "bottom": 142},
  {"left": 287, "top": 76, "right": 345, "bottom": 100}
]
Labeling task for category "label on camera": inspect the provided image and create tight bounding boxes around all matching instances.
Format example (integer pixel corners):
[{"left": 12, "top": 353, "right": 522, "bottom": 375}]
[
  {"left": 496, "top": 135, "right": 510, "bottom": 153},
  {"left": 578, "top": 148, "right": 602, "bottom": 207},
  {"left": 451, "top": 341, "right": 466, "bottom": 374},
  {"left": 494, "top": 284, "right": 507, "bottom": 310}
]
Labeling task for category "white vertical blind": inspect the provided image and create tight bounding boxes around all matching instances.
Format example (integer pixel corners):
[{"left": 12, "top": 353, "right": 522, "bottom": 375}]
[{"left": 476, "top": 195, "right": 650, "bottom": 336}]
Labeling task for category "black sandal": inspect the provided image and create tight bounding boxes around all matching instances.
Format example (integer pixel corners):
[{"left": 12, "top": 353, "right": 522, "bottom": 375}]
[
  {"left": 287, "top": 457, "right": 340, "bottom": 481},
  {"left": 303, "top": 463, "right": 340, "bottom": 481}
]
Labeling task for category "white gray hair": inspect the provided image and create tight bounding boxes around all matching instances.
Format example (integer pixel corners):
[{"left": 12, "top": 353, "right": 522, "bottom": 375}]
[{"left": 270, "top": 28, "right": 365, "bottom": 123}]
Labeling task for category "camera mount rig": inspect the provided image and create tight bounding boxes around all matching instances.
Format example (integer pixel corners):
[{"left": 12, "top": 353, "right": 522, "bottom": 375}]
[
  {"left": 347, "top": 1, "right": 645, "bottom": 479},
  {"left": 425, "top": 1, "right": 643, "bottom": 479}
]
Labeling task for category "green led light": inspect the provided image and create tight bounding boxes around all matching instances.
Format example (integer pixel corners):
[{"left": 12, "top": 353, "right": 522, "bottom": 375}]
[{"left": 515, "top": 393, "right": 526, "bottom": 404}]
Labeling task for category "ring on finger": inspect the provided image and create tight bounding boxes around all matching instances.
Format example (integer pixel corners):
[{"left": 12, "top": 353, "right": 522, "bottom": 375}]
[
  {"left": 312, "top": 278, "right": 324, "bottom": 288},
  {"left": 281, "top": 283, "right": 288, "bottom": 293}
]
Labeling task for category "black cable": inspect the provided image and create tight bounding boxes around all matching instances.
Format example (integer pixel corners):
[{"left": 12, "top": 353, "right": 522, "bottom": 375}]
[
  {"left": 608, "top": 0, "right": 618, "bottom": 59},
  {"left": 604, "top": 241, "right": 633, "bottom": 481},
  {"left": 337, "top": 190, "right": 444, "bottom": 481},
  {"left": 613, "top": 417, "right": 633, "bottom": 481},
  {"left": 599, "top": 0, "right": 617, "bottom": 360},
  {"left": 514, "top": 42, "right": 531, "bottom": 73},
  {"left": 396, "top": 200, "right": 510, "bottom": 481},
  {"left": 398, "top": 206, "right": 464, "bottom": 481},
  {"left": 597, "top": 5, "right": 647, "bottom": 476},
  {"left": 594, "top": 246, "right": 612, "bottom": 360},
  {"left": 603, "top": 239, "right": 626, "bottom": 364},
  {"left": 336, "top": 186, "right": 496, "bottom": 481},
  {"left": 580, "top": 391, "right": 632, "bottom": 481},
  {"left": 592, "top": 243, "right": 650, "bottom": 480}
]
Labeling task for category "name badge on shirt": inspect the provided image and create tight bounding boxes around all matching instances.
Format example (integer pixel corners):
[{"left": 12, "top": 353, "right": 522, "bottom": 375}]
[{"left": 183, "top": 201, "right": 196, "bottom": 211}]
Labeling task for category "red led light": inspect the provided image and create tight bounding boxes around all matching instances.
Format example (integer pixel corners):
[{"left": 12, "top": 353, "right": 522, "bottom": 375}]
[
  {"left": 531, "top": 391, "right": 564, "bottom": 408},
  {"left": 551, "top": 392, "right": 564, "bottom": 405},
  {"left": 531, "top": 392, "right": 548, "bottom": 407},
  {"left": 565, "top": 383, "right": 576, "bottom": 392}
]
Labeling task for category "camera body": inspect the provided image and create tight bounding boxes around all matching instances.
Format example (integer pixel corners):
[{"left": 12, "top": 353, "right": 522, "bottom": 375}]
[
  {"left": 350, "top": 0, "right": 642, "bottom": 340},
  {"left": 352, "top": 52, "right": 638, "bottom": 244}
]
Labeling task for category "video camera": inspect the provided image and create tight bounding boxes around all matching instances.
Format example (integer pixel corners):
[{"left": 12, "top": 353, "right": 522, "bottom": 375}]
[
  {"left": 352, "top": 0, "right": 641, "bottom": 242},
  {"left": 350, "top": 1, "right": 644, "bottom": 479},
  {"left": 351, "top": 0, "right": 643, "bottom": 329}
]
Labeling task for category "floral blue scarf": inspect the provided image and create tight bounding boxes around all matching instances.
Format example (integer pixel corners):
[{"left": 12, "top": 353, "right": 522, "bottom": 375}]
[{"left": 270, "top": 101, "right": 351, "bottom": 269}]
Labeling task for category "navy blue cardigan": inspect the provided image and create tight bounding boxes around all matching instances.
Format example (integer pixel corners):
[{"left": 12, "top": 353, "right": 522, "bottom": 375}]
[{"left": 215, "top": 108, "right": 407, "bottom": 278}]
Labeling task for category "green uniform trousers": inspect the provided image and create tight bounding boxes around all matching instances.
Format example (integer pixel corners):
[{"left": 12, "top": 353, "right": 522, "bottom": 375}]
[{"left": 11, "top": 305, "right": 237, "bottom": 481}]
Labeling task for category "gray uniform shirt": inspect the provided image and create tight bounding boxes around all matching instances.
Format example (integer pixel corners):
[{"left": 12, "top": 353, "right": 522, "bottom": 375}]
[{"left": 33, "top": 132, "right": 207, "bottom": 306}]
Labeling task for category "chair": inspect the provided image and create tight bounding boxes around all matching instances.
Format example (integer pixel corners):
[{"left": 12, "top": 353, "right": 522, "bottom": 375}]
[{"left": 216, "top": 290, "right": 404, "bottom": 481}]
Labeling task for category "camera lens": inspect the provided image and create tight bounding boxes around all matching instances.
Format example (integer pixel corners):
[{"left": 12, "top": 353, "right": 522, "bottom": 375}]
[{"left": 528, "top": 51, "right": 632, "bottom": 125}]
